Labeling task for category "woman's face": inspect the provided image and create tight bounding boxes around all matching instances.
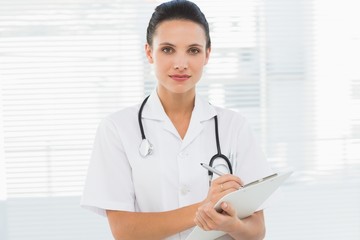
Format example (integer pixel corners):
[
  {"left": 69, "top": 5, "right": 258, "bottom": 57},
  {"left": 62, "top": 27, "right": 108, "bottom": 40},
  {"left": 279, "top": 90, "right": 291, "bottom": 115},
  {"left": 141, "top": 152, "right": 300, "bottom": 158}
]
[{"left": 145, "top": 20, "right": 211, "bottom": 96}]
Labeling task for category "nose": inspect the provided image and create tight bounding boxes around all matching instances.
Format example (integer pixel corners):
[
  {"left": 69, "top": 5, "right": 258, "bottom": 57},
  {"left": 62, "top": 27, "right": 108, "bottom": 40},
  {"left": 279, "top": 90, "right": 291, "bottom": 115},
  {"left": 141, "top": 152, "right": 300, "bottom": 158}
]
[{"left": 173, "top": 55, "right": 188, "bottom": 70}]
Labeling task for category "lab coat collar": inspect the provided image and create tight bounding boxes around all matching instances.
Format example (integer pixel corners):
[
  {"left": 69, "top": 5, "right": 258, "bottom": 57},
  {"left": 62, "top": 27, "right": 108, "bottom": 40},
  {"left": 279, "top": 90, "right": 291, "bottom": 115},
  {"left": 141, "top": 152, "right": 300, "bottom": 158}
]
[
  {"left": 183, "top": 93, "right": 217, "bottom": 150},
  {"left": 141, "top": 89, "right": 217, "bottom": 122},
  {"left": 141, "top": 89, "right": 217, "bottom": 149},
  {"left": 141, "top": 89, "right": 169, "bottom": 121}
]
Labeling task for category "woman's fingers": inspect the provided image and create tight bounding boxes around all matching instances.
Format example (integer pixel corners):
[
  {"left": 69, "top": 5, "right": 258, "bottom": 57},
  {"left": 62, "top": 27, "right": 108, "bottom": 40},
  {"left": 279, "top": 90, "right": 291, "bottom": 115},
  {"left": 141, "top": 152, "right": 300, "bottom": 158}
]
[
  {"left": 212, "top": 174, "right": 244, "bottom": 187},
  {"left": 195, "top": 203, "right": 217, "bottom": 231},
  {"left": 205, "top": 174, "right": 245, "bottom": 208},
  {"left": 211, "top": 175, "right": 243, "bottom": 194}
]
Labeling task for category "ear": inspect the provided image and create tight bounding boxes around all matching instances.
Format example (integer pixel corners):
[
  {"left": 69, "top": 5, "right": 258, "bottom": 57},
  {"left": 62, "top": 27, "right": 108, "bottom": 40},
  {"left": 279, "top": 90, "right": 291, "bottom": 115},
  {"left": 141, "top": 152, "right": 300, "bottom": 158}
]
[
  {"left": 145, "top": 43, "right": 154, "bottom": 64},
  {"left": 204, "top": 47, "right": 211, "bottom": 65}
]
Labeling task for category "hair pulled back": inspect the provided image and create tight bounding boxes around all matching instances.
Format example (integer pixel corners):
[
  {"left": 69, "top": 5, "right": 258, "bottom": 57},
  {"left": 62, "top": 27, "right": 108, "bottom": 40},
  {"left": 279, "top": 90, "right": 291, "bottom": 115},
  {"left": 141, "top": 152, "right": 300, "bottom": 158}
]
[{"left": 146, "top": 0, "right": 211, "bottom": 49}]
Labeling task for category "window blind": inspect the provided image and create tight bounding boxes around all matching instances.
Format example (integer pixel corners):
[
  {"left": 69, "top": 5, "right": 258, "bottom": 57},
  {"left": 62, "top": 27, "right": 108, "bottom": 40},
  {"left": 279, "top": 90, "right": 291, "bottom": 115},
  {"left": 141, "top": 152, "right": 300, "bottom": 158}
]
[
  {"left": 0, "top": 0, "right": 359, "bottom": 239},
  {"left": 0, "top": 0, "right": 153, "bottom": 197}
]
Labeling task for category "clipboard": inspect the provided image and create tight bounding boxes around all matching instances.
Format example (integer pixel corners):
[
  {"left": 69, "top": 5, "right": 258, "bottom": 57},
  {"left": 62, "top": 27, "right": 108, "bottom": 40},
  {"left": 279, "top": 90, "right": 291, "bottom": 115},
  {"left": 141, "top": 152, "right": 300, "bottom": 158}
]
[{"left": 185, "top": 170, "right": 293, "bottom": 240}]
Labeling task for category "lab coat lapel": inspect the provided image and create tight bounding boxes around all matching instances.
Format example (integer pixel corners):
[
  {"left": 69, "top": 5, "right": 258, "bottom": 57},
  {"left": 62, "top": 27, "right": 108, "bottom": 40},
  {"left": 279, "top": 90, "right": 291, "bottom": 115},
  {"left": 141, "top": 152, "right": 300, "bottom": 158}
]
[
  {"left": 141, "top": 91, "right": 217, "bottom": 144},
  {"left": 141, "top": 90, "right": 180, "bottom": 137},
  {"left": 180, "top": 95, "right": 217, "bottom": 151},
  {"left": 141, "top": 90, "right": 168, "bottom": 121}
]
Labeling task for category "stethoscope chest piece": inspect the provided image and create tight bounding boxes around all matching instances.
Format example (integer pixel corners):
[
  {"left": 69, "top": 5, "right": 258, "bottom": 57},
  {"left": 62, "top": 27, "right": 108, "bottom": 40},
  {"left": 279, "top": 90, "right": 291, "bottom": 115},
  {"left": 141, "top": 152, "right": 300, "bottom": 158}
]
[{"left": 139, "top": 139, "right": 153, "bottom": 157}]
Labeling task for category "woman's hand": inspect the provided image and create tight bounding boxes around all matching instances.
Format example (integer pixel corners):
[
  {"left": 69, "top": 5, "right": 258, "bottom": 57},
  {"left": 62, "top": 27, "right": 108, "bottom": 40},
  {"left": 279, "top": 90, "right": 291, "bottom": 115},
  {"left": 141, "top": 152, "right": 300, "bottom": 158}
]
[
  {"left": 195, "top": 175, "right": 266, "bottom": 239},
  {"left": 203, "top": 174, "right": 243, "bottom": 205},
  {"left": 195, "top": 202, "right": 266, "bottom": 240},
  {"left": 195, "top": 174, "right": 242, "bottom": 231},
  {"left": 195, "top": 201, "right": 239, "bottom": 233}
]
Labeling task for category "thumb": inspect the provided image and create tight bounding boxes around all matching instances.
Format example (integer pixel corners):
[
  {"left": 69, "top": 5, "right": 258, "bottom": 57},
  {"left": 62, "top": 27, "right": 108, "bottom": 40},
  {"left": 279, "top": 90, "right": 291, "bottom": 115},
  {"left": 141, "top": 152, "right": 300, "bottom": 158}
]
[{"left": 221, "top": 202, "right": 236, "bottom": 217}]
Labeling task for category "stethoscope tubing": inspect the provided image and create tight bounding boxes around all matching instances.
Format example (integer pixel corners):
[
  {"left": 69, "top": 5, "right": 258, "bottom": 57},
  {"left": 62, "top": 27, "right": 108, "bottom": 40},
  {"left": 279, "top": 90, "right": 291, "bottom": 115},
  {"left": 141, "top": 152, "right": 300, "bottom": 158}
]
[
  {"left": 138, "top": 95, "right": 150, "bottom": 141},
  {"left": 138, "top": 95, "right": 232, "bottom": 179}
]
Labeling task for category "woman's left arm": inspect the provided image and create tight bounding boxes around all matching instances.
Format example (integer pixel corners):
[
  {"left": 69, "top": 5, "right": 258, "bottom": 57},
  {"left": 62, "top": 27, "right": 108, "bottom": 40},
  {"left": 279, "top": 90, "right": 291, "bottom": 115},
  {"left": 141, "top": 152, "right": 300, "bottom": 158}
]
[{"left": 195, "top": 202, "right": 266, "bottom": 240}]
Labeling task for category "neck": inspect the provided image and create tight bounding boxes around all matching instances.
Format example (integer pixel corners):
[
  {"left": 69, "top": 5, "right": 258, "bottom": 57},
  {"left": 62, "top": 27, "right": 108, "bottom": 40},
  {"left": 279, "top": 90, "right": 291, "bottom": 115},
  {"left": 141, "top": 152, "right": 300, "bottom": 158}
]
[
  {"left": 157, "top": 89, "right": 195, "bottom": 116},
  {"left": 156, "top": 88, "right": 195, "bottom": 139}
]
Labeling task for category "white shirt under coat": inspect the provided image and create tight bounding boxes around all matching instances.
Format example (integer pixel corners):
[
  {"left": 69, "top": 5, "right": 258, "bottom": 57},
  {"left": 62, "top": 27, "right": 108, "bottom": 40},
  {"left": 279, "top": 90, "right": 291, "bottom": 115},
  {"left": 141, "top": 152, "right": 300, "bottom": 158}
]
[{"left": 81, "top": 90, "right": 274, "bottom": 240}]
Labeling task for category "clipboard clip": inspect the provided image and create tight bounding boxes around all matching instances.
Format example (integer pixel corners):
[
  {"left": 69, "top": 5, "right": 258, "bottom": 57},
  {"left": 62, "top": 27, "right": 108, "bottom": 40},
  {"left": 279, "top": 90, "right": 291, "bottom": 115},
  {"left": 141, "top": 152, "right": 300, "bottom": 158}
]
[{"left": 242, "top": 173, "right": 278, "bottom": 188}]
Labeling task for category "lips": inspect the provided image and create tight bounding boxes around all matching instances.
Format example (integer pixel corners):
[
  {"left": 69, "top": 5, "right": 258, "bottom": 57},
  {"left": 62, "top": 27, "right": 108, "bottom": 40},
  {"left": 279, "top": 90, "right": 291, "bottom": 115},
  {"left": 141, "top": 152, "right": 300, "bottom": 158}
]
[{"left": 169, "top": 74, "right": 191, "bottom": 81}]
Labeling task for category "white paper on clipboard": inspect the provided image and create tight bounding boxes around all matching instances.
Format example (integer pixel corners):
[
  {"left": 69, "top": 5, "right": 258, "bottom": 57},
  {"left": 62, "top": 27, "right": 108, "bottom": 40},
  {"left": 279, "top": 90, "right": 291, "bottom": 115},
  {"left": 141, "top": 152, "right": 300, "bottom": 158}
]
[{"left": 185, "top": 170, "right": 293, "bottom": 240}]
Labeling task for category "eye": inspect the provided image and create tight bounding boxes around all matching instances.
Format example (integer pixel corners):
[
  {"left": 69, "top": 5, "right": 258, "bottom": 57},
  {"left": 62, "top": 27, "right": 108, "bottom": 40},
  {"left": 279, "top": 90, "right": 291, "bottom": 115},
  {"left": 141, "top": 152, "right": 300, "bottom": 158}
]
[
  {"left": 162, "top": 47, "right": 174, "bottom": 54},
  {"left": 188, "top": 47, "right": 201, "bottom": 55}
]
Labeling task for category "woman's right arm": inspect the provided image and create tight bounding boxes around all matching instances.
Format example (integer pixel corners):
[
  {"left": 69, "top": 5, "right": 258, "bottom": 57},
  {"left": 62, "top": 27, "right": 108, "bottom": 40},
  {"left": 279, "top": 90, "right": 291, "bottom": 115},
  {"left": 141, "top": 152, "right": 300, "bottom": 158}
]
[
  {"left": 106, "top": 174, "right": 242, "bottom": 240},
  {"left": 106, "top": 202, "right": 201, "bottom": 240}
]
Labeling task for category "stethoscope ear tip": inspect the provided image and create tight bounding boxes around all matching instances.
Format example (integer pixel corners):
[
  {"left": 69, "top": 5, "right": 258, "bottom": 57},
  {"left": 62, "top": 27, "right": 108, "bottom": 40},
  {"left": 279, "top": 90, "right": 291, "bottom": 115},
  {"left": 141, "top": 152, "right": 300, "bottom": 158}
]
[{"left": 139, "top": 139, "right": 153, "bottom": 157}]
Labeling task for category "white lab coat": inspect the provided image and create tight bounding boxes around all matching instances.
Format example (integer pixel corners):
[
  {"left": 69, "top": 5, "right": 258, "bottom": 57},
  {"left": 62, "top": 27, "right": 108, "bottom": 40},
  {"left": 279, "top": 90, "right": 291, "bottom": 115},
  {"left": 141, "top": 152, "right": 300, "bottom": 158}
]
[{"left": 81, "top": 90, "right": 274, "bottom": 240}]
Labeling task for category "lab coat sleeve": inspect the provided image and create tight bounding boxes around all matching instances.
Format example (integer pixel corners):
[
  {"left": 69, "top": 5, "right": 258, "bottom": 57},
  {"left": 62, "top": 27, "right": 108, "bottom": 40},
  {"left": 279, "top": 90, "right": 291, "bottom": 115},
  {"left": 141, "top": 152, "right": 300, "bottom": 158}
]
[{"left": 81, "top": 117, "right": 135, "bottom": 217}]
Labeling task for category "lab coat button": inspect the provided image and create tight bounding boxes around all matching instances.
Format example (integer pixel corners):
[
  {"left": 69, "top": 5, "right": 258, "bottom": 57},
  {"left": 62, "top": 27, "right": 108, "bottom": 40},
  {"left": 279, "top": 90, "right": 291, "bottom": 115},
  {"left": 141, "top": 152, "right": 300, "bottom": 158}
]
[
  {"left": 180, "top": 185, "right": 190, "bottom": 195},
  {"left": 179, "top": 152, "right": 188, "bottom": 159}
]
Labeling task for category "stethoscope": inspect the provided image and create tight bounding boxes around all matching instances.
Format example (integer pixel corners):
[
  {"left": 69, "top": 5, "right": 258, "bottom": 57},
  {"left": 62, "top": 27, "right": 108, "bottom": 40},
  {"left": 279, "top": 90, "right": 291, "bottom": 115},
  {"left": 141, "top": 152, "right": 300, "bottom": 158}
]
[{"left": 138, "top": 95, "right": 233, "bottom": 181}]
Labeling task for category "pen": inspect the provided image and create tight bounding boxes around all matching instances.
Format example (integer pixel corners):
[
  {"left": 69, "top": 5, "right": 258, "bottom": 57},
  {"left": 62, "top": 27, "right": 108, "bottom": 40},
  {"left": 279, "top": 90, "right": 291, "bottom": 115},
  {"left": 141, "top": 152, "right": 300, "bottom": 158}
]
[{"left": 200, "top": 162, "right": 225, "bottom": 176}]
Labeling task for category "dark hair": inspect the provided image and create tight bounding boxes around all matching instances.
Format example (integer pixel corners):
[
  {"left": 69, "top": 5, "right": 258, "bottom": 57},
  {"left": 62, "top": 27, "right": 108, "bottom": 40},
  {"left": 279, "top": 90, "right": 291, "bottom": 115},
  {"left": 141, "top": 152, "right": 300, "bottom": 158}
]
[{"left": 146, "top": 0, "right": 211, "bottom": 49}]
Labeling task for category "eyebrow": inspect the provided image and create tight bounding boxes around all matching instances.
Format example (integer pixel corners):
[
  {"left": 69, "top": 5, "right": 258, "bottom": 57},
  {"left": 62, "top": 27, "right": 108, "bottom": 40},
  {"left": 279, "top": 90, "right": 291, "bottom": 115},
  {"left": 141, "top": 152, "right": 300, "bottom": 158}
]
[{"left": 159, "top": 42, "right": 204, "bottom": 48}]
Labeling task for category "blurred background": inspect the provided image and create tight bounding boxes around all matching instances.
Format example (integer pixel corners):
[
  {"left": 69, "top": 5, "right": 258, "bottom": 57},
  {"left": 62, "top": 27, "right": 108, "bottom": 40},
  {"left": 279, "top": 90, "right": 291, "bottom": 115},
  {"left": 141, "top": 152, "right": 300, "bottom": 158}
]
[{"left": 0, "top": 0, "right": 359, "bottom": 239}]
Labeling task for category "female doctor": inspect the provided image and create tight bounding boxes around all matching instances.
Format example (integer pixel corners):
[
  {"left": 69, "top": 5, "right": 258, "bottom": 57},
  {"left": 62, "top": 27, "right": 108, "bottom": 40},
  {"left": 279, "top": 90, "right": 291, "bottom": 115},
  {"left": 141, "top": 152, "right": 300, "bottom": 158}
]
[{"left": 81, "top": 0, "right": 274, "bottom": 239}]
